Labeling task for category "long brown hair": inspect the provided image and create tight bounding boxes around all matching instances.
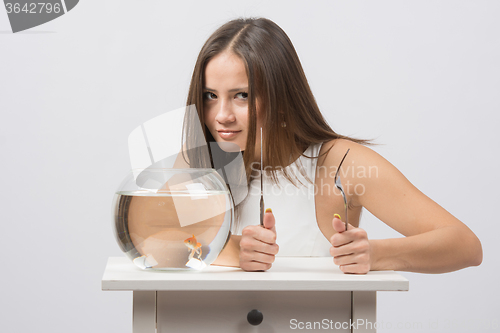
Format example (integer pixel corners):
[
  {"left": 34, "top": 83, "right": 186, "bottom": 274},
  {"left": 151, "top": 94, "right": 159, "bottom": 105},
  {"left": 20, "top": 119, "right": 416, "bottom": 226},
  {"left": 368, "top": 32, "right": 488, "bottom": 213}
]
[{"left": 185, "top": 17, "right": 369, "bottom": 185}]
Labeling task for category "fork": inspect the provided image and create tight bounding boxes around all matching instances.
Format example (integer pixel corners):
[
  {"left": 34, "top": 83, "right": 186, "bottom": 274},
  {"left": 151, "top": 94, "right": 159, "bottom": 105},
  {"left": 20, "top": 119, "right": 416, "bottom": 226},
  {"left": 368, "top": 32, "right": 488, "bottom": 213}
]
[{"left": 334, "top": 148, "right": 350, "bottom": 232}]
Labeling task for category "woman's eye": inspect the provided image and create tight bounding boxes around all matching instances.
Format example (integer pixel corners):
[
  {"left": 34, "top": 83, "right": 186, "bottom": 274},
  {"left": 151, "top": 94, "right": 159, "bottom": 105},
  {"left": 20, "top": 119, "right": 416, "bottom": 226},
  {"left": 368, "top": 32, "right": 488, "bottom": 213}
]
[
  {"left": 236, "top": 92, "right": 248, "bottom": 100},
  {"left": 204, "top": 92, "right": 217, "bottom": 100}
]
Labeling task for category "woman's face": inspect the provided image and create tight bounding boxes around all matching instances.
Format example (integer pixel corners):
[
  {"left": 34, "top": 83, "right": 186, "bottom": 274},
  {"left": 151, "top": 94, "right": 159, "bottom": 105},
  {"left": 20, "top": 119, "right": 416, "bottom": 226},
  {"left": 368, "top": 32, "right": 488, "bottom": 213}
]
[{"left": 203, "top": 51, "right": 262, "bottom": 160}]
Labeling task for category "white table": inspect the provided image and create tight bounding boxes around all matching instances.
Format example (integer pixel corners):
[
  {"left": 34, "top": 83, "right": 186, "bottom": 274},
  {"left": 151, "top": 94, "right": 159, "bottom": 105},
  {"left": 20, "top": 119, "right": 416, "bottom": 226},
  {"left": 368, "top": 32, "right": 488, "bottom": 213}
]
[{"left": 102, "top": 257, "right": 408, "bottom": 332}]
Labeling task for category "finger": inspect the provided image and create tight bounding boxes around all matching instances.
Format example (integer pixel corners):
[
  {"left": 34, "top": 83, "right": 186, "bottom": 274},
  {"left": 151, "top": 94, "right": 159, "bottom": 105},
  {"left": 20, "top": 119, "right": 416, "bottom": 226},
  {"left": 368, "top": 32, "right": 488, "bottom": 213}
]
[
  {"left": 332, "top": 215, "right": 355, "bottom": 233},
  {"left": 240, "top": 250, "right": 276, "bottom": 265},
  {"left": 332, "top": 252, "right": 369, "bottom": 267},
  {"left": 329, "top": 245, "right": 354, "bottom": 258},
  {"left": 240, "top": 231, "right": 279, "bottom": 254},
  {"left": 329, "top": 230, "right": 354, "bottom": 247},
  {"left": 255, "top": 242, "right": 279, "bottom": 256},
  {"left": 263, "top": 208, "right": 276, "bottom": 234},
  {"left": 242, "top": 227, "right": 276, "bottom": 247},
  {"left": 333, "top": 253, "right": 355, "bottom": 267},
  {"left": 240, "top": 261, "right": 272, "bottom": 272},
  {"left": 256, "top": 227, "right": 277, "bottom": 245},
  {"left": 339, "top": 263, "right": 370, "bottom": 274},
  {"left": 330, "top": 238, "right": 369, "bottom": 257}
]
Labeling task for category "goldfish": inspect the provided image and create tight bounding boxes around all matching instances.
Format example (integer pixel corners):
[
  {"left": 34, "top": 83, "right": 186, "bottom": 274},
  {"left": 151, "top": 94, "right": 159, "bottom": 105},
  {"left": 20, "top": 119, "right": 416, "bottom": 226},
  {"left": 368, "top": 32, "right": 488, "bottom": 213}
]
[{"left": 184, "top": 234, "right": 203, "bottom": 260}]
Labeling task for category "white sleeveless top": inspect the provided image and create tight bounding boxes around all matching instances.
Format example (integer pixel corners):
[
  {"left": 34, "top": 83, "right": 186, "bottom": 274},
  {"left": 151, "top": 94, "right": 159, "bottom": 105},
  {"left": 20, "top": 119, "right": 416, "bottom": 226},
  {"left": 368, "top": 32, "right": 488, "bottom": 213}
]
[{"left": 232, "top": 143, "right": 332, "bottom": 257}]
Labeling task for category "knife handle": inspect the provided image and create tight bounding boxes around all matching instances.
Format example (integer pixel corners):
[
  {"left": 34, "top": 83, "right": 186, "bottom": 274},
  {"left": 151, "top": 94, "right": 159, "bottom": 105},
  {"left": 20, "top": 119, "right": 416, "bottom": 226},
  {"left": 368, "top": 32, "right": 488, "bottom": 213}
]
[{"left": 260, "top": 196, "right": 264, "bottom": 226}]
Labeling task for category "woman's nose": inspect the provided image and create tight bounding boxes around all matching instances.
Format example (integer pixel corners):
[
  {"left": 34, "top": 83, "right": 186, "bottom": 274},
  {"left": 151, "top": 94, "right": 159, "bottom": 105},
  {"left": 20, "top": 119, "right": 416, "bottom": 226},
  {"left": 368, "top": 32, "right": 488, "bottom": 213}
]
[{"left": 215, "top": 100, "right": 236, "bottom": 124}]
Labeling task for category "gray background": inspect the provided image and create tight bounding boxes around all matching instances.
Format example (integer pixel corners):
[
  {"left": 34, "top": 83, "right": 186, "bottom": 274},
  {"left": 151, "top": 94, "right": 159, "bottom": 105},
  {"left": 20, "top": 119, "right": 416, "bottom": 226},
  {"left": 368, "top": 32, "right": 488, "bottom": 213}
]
[{"left": 1, "top": 0, "right": 498, "bottom": 332}]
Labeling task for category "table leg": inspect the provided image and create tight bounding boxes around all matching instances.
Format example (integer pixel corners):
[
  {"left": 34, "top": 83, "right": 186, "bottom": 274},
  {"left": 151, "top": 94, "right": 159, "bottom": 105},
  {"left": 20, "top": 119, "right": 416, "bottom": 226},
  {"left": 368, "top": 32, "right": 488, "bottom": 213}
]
[
  {"left": 352, "top": 291, "right": 377, "bottom": 332},
  {"left": 133, "top": 291, "right": 156, "bottom": 333}
]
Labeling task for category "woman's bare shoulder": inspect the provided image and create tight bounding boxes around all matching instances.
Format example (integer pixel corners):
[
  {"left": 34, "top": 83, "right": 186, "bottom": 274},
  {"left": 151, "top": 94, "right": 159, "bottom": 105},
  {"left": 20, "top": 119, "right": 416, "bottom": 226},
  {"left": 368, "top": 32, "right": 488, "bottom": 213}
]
[
  {"left": 318, "top": 138, "right": 381, "bottom": 169},
  {"left": 317, "top": 138, "right": 405, "bottom": 205}
]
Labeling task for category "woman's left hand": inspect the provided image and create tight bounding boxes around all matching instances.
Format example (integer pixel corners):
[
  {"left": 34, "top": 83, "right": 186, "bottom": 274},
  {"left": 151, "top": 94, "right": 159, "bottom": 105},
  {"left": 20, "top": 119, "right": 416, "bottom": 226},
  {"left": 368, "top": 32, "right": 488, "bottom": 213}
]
[{"left": 330, "top": 216, "right": 371, "bottom": 274}]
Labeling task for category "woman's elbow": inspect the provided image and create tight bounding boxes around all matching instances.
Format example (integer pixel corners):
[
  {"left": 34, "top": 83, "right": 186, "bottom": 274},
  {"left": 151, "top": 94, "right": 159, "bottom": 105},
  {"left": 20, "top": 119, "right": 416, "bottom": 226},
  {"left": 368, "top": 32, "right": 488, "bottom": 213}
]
[
  {"left": 465, "top": 231, "right": 483, "bottom": 267},
  {"left": 470, "top": 237, "right": 483, "bottom": 267}
]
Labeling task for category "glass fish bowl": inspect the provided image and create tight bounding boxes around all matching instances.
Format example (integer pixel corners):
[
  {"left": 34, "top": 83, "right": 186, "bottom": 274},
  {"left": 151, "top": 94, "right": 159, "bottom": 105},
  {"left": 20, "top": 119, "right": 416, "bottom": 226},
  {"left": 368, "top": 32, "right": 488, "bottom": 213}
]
[{"left": 112, "top": 168, "right": 233, "bottom": 271}]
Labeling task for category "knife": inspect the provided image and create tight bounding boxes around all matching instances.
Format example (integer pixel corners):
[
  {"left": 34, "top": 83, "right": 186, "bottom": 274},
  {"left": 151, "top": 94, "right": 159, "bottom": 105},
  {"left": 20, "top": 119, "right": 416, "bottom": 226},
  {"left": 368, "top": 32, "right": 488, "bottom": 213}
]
[{"left": 260, "top": 127, "right": 264, "bottom": 226}]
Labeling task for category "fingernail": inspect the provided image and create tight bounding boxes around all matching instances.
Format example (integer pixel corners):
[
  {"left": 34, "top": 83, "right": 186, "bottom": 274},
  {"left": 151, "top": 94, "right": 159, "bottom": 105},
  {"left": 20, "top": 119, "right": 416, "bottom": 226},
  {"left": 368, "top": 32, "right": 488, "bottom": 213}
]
[
  {"left": 334, "top": 213, "right": 341, "bottom": 219},
  {"left": 265, "top": 208, "right": 272, "bottom": 213}
]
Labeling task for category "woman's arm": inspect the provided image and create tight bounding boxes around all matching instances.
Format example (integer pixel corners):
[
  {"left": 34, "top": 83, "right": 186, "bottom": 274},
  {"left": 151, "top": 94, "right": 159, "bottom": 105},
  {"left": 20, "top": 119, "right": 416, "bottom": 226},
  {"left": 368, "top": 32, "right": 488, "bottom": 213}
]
[
  {"left": 212, "top": 235, "right": 241, "bottom": 267},
  {"left": 325, "top": 139, "right": 482, "bottom": 273}
]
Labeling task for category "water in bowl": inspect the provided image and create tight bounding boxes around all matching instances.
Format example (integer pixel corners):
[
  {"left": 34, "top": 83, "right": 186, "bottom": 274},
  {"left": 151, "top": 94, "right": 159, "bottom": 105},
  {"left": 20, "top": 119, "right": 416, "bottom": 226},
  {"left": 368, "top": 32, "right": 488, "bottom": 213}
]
[{"left": 113, "top": 189, "right": 232, "bottom": 270}]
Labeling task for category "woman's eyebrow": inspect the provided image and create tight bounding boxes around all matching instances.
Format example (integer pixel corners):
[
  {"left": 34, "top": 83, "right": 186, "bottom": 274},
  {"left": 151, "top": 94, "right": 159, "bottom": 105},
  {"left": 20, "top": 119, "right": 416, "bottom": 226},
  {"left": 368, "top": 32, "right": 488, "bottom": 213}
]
[
  {"left": 203, "top": 87, "right": 248, "bottom": 93},
  {"left": 228, "top": 87, "right": 248, "bottom": 92}
]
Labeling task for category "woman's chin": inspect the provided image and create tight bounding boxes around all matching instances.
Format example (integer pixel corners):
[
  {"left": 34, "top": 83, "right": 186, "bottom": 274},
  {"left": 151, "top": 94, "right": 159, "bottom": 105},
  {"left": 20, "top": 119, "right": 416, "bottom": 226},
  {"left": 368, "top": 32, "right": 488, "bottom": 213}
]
[{"left": 213, "top": 141, "right": 243, "bottom": 153}]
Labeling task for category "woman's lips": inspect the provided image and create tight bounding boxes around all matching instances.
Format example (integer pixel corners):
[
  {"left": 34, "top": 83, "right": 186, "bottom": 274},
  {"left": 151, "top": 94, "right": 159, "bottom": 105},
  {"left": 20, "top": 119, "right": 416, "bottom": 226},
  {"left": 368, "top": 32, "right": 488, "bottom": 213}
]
[{"left": 217, "top": 130, "right": 242, "bottom": 140}]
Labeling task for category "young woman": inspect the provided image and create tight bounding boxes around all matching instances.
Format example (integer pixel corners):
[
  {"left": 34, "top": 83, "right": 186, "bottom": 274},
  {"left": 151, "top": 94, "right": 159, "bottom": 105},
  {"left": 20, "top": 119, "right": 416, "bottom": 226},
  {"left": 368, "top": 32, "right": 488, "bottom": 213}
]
[{"left": 185, "top": 17, "right": 482, "bottom": 273}]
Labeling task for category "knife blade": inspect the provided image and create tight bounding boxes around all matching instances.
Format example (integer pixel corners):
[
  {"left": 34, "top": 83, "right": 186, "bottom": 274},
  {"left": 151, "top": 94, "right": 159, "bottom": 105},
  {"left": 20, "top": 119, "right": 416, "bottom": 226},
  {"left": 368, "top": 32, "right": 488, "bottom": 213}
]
[{"left": 260, "top": 127, "right": 264, "bottom": 226}]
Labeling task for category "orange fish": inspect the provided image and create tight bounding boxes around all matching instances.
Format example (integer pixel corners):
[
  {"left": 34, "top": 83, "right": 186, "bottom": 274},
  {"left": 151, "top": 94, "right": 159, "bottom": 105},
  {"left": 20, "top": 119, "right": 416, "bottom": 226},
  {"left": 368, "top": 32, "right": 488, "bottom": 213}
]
[{"left": 184, "top": 234, "right": 202, "bottom": 260}]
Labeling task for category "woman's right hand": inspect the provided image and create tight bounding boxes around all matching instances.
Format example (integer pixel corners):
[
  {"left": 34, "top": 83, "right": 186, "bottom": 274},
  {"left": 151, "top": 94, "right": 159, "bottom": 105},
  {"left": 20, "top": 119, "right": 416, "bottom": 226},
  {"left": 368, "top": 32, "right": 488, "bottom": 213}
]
[{"left": 239, "top": 209, "right": 279, "bottom": 271}]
